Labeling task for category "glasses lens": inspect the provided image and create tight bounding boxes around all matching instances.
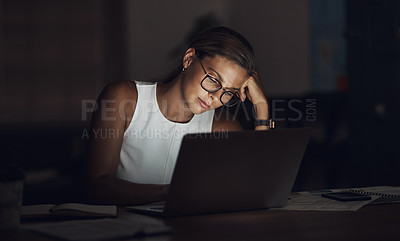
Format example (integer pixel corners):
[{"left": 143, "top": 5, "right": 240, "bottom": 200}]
[
  {"left": 221, "top": 92, "right": 240, "bottom": 107},
  {"left": 202, "top": 75, "right": 221, "bottom": 92}
]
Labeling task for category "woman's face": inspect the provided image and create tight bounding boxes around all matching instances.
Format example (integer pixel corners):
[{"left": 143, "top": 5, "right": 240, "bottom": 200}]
[{"left": 182, "top": 55, "right": 248, "bottom": 115}]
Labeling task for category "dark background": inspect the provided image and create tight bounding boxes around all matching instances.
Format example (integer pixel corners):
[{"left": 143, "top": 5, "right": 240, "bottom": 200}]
[{"left": 0, "top": 0, "right": 399, "bottom": 204}]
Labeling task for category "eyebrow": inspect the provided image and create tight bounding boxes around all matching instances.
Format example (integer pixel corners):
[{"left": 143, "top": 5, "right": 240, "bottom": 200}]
[
  {"left": 209, "top": 67, "right": 224, "bottom": 82},
  {"left": 208, "top": 67, "right": 240, "bottom": 91}
]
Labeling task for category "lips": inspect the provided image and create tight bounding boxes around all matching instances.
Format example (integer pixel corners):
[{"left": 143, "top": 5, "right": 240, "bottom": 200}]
[{"left": 198, "top": 97, "right": 210, "bottom": 109}]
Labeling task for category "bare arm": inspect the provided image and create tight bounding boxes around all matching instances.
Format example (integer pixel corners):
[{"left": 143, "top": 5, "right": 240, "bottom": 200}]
[
  {"left": 85, "top": 81, "right": 168, "bottom": 205},
  {"left": 240, "top": 71, "right": 271, "bottom": 131}
]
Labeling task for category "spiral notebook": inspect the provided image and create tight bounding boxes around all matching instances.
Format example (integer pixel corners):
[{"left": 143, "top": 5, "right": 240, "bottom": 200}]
[{"left": 349, "top": 186, "right": 400, "bottom": 205}]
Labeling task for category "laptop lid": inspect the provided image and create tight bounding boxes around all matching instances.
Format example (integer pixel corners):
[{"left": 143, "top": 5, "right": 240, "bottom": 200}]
[{"left": 162, "top": 128, "right": 311, "bottom": 216}]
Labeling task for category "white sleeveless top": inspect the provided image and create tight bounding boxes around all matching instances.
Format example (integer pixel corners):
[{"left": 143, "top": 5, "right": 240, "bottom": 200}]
[{"left": 116, "top": 81, "right": 215, "bottom": 184}]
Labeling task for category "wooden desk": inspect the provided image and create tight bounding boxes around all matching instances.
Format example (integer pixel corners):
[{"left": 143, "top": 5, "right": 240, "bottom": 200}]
[{"left": 3, "top": 203, "right": 400, "bottom": 241}]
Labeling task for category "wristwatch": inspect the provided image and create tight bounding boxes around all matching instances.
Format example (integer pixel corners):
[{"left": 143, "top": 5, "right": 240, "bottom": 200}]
[{"left": 254, "top": 119, "right": 275, "bottom": 129}]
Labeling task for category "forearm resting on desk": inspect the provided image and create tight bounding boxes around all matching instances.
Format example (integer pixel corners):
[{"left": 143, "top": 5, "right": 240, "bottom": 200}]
[{"left": 86, "top": 175, "right": 168, "bottom": 206}]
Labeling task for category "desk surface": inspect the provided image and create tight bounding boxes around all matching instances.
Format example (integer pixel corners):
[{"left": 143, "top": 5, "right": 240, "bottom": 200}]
[{"left": 3, "top": 203, "right": 400, "bottom": 241}]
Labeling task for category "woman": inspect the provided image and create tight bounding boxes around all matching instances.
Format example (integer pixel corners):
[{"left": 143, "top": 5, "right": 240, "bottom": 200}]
[{"left": 85, "top": 26, "right": 272, "bottom": 205}]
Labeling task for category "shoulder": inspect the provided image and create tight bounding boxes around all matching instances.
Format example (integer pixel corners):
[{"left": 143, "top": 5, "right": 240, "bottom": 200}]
[
  {"left": 96, "top": 81, "right": 138, "bottom": 126},
  {"left": 98, "top": 80, "right": 137, "bottom": 102},
  {"left": 212, "top": 107, "right": 243, "bottom": 132}
]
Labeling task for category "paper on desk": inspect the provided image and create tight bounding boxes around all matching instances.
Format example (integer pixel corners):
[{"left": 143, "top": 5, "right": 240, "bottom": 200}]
[
  {"left": 270, "top": 192, "right": 379, "bottom": 211},
  {"left": 22, "top": 218, "right": 171, "bottom": 241}
]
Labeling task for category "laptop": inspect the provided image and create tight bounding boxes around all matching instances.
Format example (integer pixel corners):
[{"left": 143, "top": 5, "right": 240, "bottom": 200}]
[{"left": 127, "top": 128, "right": 311, "bottom": 217}]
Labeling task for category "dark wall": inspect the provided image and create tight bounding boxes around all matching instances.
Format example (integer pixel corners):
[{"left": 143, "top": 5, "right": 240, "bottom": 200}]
[
  {"left": 0, "top": 0, "right": 127, "bottom": 204},
  {"left": 346, "top": 0, "right": 400, "bottom": 187}
]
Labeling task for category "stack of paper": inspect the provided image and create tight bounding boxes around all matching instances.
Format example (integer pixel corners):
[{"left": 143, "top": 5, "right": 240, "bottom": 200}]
[{"left": 270, "top": 191, "right": 379, "bottom": 211}]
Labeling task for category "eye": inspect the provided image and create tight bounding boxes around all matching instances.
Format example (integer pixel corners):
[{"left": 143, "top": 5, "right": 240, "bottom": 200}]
[
  {"left": 225, "top": 91, "right": 234, "bottom": 97},
  {"left": 227, "top": 91, "right": 241, "bottom": 97},
  {"left": 207, "top": 75, "right": 219, "bottom": 84},
  {"left": 206, "top": 75, "right": 221, "bottom": 89}
]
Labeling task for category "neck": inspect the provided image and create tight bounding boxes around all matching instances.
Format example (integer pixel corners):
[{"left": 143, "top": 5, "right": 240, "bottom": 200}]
[{"left": 156, "top": 75, "right": 194, "bottom": 123}]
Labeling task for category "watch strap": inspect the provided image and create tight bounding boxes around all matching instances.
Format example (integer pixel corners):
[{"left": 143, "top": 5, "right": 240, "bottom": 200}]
[{"left": 254, "top": 119, "right": 275, "bottom": 129}]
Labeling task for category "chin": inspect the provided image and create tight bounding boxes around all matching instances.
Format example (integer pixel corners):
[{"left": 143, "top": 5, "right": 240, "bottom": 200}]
[
  {"left": 191, "top": 105, "right": 209, "bottom": 115},
  {"left": 192, "top": 107, "right": 205, "bottom": 115}
]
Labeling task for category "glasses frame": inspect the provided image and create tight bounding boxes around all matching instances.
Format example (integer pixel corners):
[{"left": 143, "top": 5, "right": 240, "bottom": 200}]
[{"left": 197, "top": 55, "right": 241, "bottom": 107}]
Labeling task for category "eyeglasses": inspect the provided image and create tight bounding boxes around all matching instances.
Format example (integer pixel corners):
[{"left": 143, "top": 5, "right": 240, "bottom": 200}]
[{"left": 197, "top": 56, "right": 241, "bottom": 107}]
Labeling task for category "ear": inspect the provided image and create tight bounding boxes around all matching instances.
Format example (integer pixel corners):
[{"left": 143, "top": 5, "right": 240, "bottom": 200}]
[{"left": 182, "top": 48, "right": 196, "bottom": 68}]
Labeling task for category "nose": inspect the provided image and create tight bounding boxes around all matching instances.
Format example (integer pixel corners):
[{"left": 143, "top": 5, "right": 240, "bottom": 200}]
[
  {"left": 208, "top": 88, "right": 225, "bottom": 103},
  {"left": 208, "top": 90, "right": 222, "bottom": 102}
]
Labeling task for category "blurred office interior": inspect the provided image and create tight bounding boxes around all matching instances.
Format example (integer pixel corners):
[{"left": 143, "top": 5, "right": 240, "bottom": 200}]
[{"left": 0, "top": 0, "right": 399, "bottom": 204}]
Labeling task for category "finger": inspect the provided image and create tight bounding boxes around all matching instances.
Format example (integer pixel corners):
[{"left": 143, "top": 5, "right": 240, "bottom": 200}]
[{"left": 240, "top": 84, "right": 247, "bottom": 102}]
